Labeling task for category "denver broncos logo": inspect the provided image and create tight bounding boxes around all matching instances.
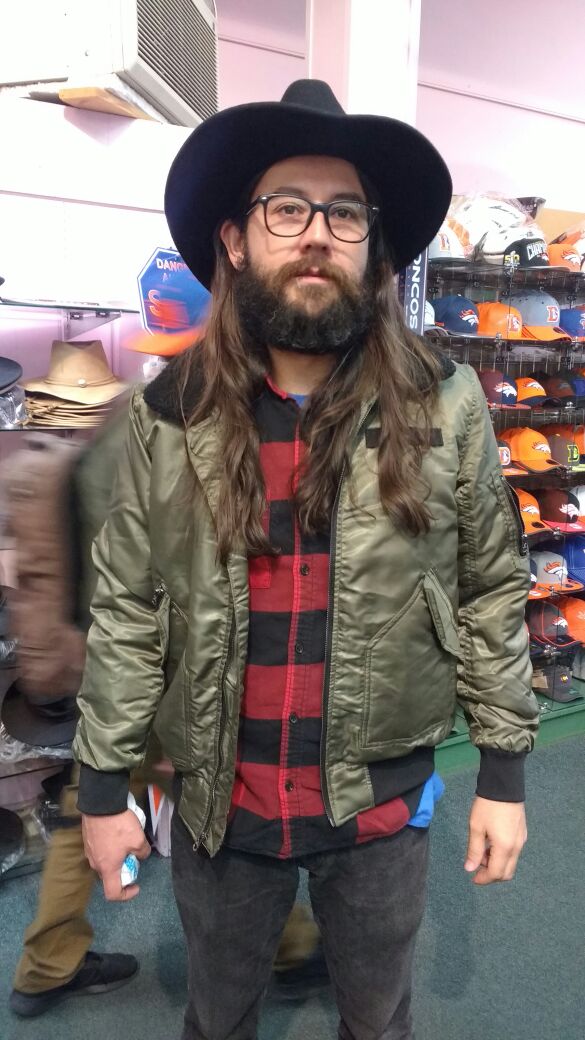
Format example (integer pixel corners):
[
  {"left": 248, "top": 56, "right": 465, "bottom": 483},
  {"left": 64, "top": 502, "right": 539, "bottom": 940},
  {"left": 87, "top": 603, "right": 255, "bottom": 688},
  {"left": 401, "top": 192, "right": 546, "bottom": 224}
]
[
  {"left": 522, "top": 505, "right": 539, "bottom": 515},
  {"left": 559, "top": 503, "right": 579, "bottom": 518},
  {"left": 508, "top": 315, "right": 522, "bottom": 332},
  {"left": 498, "top": 446, "right": 511, "bottom": 465},
  {"left": 544, "top": 561, "right": 564, "bottom": 575},
  {"left": 551, "top": 617, "right": 569, "bottom": 628},
  {"left": 546, "top": 305, "right": 560, "bottom": 323},
  {"left": 494, "top": 383, "right": 516, "bottom": 397},
  {"left": 526, "top": 381, "right": 543, "bottom": 391},
  {"left": 533, "top": 442, "right": 551, "bottom": 453},
  {"left": 460, "top": 309, "right": 479, "bottom": 326}
]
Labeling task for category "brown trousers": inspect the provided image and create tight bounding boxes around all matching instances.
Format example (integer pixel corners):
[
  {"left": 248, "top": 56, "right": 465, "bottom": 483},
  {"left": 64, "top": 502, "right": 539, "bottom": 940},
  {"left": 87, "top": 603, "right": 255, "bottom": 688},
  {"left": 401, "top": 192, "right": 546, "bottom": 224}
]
[{"left": 13, "top": 765, "right": 319, "bottom": 994}]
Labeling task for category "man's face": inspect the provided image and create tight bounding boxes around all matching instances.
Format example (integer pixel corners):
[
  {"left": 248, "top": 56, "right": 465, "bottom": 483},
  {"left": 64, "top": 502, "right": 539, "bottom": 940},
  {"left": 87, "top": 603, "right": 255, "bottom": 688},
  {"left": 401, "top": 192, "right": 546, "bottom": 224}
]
[
  {"left": 243, "top": 155, "right": 370, "bottom": 313},
  {"left": 220, "top": 156, "right": 375, "bottom": 356}
]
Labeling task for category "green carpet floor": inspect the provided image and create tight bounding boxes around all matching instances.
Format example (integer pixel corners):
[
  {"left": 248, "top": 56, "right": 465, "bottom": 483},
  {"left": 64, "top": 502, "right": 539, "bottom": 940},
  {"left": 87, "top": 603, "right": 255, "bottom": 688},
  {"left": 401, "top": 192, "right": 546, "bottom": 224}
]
[{"left": 1, "top": 735, "right": 583, "bottom": 1040}]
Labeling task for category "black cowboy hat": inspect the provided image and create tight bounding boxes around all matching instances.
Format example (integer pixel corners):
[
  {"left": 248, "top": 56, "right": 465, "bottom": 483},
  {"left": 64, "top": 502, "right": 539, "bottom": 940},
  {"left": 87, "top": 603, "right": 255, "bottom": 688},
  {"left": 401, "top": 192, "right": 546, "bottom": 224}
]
[
  {"left": 1, "top": 683, "right": 78, "bottom": 747},
  {"left": 165, "top": 79, "right": 452, "bottom": 289}
]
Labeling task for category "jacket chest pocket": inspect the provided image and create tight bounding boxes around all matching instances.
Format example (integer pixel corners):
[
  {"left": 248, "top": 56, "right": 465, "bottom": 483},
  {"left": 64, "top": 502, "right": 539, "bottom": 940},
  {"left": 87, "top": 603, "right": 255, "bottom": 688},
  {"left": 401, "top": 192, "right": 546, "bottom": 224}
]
[{"left": 360, "top": 570, "right": 460, "bottom": 754}]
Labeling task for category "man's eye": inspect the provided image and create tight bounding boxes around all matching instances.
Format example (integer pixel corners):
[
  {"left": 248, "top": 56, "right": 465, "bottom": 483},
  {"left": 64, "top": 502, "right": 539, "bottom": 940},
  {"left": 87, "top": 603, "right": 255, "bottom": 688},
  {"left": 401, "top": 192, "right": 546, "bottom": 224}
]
[
  {"left": 280, "top": 204, "right": 302, "bottom": 215},
  {"left": 332, "top": 205, "right": 361, "bottom": 221}
]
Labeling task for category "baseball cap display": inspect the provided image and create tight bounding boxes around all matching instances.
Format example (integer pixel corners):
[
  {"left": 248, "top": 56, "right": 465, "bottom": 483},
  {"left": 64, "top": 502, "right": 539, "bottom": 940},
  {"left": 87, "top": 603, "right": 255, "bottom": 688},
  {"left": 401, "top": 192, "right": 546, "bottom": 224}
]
[
  {"left": 558, "top": 307, "right": 585, "bottom": 341},
  {"left": 555, "top": 596, "right": 585, "bottom": 643},
  {"left": 447, "top": 193, "right": 547, "bottom": 265},
  {"left": 514, "top": 377, "right": 549, "bottom": 407},
  {"left": 502, "top": 237, "right": 550, "bottom": 269},
  {"left": 478, "top": 370, "right": 527, "bottom": 409},
  {"left": 538, "top": 425, "right": 585, "bottom": 472},
  {"left": 476, "top": 302, "right": 523, "bottom": 340},
  {"left": 498, "top": 427, "right": 559, "bottom": 473},
  {"left": 536, "top": 375, "right": 576, "bottom": 406},
  {"left": 570, "top": 485, "right": 585, "bottom": 519},
  {"left": 526, "top": 600, "right": 581, "bottom": 649},
  {"left": 428, "top": 222, "right": 470, "bottom": 263},
  {"left": 433, "top": 295, "right": 479, "bottom": 335},
  {"left": 546, "top": 423, "right": 585, "bottom": 461},
  {"left": 505, "top": 290, "right": 570, "bottom": 342},
  {"left": 560, "top": 535, "right": 585, "bottom": 586},
  {"left": 549, "top": 220, "right": 585, "bottom": 271},
  {"left": 534, "top": 489, "right": 585, "bottom": 533},
  {"left": 529, "top": 556, "right": 551, "bottom": 599},
  {"left": 547, "top": 243, "right": 582, "bottom": 272},
  {"left": 516, "top": 490, "right": 549, "bottom": 534},
  {"left": 497, "top": 439, "right": 527, "bottom": 477},
  {"left": 531, "top": 659, "right": 577, "bottom": 702},
  {"left": 531, "top": 549, "right": 584, "bottom": 593}
]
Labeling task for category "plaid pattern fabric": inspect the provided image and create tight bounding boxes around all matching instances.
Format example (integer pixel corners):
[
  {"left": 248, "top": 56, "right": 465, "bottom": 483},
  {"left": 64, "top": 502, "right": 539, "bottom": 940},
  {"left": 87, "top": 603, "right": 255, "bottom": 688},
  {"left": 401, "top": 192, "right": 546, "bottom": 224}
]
[{"left": 224, "top": 381, "right": 434, "bottom": 859}]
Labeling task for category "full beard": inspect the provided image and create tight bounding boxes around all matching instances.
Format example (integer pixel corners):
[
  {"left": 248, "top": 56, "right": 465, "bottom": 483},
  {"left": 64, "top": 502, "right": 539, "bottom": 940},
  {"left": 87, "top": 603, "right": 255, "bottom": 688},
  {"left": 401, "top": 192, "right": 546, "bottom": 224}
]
[{"left": 234, "top": 255, "right": 376, "bottom": 357}]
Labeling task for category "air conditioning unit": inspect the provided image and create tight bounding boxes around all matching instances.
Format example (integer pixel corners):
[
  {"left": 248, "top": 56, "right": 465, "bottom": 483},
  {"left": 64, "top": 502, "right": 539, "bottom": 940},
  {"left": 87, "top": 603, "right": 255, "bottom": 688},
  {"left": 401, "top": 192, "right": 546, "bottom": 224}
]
[{"left": 0, "top": 0, "right": 218, "bottom": 127}]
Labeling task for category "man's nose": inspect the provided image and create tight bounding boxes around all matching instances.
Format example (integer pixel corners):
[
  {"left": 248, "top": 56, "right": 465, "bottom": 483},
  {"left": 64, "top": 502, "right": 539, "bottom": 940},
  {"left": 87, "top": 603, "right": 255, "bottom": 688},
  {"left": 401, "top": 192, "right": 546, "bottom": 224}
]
[{"left": 298, "top": 210, "right": 333, "bottom": 251}]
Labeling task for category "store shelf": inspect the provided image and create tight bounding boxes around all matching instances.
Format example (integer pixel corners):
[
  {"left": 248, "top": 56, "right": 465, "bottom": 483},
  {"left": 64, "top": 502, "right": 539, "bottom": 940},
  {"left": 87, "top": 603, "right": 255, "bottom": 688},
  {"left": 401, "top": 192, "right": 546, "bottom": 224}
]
[
  {"left": 0, "top": 296, "right": 139, "bottom": 339},
  {"left": 427, "top": 260, "right": 585, "bottom": 297}
]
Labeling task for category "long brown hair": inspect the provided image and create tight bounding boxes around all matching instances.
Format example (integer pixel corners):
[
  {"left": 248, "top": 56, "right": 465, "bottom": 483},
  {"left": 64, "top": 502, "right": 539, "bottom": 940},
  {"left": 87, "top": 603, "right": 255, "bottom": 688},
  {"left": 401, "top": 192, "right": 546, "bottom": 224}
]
[{"left": 177, "top": 233, "right": 443, "bottom": 562}]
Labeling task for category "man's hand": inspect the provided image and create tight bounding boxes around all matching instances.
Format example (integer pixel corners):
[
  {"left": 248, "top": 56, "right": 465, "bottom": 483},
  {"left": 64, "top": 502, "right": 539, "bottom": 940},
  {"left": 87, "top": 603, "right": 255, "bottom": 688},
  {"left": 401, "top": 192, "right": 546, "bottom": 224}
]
[
  {"left": 464, "top": 796, "right": 527, "bottom": 885},
  {"left": 81, "top": 810, "right": 151, "bottom": 902}
]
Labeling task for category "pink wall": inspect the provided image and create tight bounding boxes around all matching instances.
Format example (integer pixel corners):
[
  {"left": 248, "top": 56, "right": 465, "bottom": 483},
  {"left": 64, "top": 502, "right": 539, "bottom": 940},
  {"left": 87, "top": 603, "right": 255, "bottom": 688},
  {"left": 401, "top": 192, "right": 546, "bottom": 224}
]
[
  {"left": 216, "top": 0, "right": 307, "bottom": 108},
  {"left": 417, "top": 0, "right": 585, "bottom": 210}
]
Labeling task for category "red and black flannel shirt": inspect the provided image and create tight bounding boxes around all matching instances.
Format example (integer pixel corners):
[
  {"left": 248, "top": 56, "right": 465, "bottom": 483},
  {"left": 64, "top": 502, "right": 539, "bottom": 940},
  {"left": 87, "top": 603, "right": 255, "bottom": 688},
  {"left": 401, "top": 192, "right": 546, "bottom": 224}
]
[{"left": 224, "top": 379, "right": 435, "bottom": 859}]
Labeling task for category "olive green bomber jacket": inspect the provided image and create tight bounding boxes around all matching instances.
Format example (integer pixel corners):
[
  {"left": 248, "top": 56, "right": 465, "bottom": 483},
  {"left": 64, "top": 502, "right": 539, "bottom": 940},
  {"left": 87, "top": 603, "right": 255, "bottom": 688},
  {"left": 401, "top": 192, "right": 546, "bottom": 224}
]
[{"left": 73, "top": 355, "right": 539, "bottom": 855}]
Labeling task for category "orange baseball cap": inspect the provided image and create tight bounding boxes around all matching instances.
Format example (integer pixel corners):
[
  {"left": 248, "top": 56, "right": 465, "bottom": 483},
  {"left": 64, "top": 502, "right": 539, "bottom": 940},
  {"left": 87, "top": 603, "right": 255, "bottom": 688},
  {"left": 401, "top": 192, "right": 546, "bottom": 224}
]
[
  {"left": 123, "top": 325, "right": 205, "bottom": 357},
  {"left": 497, "top": 439, "right": 527, "bottom": 476},
  {"left": 506, "top": 291, "right": 570, "bottom": 342},
  {"left": 556, "top": 596, "right": 585, "bottom": 642},
  {"left": 498, "top": 427, "right": 559, "bottom": 473},
  {"left": 515, "top": 490, "right": 549, "bottom": 534},
  {"left": 547, "top": 243, "right": 582, "bottom": 272},
  {"left": 514, "top": 377, "right": 548, "bottom": 407},
  {"left": 476, "top": 302, "right": 523, "bottom": 339}
]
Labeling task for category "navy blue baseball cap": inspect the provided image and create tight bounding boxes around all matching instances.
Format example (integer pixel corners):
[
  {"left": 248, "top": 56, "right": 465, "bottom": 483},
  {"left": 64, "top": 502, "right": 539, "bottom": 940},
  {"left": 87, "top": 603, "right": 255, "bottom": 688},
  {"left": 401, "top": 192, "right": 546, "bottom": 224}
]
[{"left": 433, "top": 295, "right": 479, "bottom": 335}]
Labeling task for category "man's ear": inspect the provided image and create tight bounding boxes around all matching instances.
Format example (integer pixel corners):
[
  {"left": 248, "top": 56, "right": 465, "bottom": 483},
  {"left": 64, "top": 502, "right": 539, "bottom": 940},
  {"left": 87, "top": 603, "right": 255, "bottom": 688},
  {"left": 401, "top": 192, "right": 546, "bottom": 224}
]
[{"left": 220, "top": 220, "right": 245, "bottom": 271}]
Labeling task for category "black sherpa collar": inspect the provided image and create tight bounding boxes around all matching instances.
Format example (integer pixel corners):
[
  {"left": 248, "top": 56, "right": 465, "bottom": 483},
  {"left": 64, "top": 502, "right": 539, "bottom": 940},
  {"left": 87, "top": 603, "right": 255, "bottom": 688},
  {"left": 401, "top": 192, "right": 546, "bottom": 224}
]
[{"left": 143, "top": 346, "right": 456, "bottom": 427}]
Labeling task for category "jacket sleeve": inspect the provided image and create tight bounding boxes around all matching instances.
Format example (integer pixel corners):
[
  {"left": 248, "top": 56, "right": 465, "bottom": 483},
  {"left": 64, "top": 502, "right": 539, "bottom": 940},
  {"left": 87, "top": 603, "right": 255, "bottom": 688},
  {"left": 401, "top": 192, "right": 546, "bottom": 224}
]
[
  {"left": 455, "top": 366, "right": 539, "bottom": 802},
  {"left": 73, "top": 389, "right": 166, "bottom": 814}
]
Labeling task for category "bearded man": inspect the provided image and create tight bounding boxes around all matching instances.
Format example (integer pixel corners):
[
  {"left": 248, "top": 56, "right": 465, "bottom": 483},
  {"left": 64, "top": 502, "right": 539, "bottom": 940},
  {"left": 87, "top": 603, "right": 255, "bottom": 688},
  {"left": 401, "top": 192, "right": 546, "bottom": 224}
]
[{"left": 73, "top": 80, "right": 538, "bottom": 1040}]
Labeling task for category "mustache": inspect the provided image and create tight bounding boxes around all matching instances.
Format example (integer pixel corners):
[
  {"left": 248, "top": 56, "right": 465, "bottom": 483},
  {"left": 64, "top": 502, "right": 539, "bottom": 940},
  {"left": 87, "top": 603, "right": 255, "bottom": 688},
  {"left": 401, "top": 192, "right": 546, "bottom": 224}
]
[{"left": 270, "top": 258, "right": 360, "bottom": 298}]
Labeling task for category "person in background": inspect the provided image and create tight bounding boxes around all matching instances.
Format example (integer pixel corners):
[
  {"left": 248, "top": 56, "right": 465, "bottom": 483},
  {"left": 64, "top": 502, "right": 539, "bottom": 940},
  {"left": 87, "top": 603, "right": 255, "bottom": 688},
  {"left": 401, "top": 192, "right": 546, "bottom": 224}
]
[
  {"left": 8, "top": 329, "right": 324, "bottom": 1018},
  {"left": 74, "top": 80, "right": 539, "bottom": 1040}
]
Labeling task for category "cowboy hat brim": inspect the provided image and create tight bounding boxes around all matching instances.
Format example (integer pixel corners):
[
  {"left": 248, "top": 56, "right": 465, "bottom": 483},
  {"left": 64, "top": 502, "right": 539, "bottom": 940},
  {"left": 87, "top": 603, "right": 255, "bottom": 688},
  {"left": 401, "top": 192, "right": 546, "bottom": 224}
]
[
  {"left": 1, "top": 683, "right": 78, "bottom": 747},
  {"left": 165, "top": 98, "right": 452, "bottom": 289}
]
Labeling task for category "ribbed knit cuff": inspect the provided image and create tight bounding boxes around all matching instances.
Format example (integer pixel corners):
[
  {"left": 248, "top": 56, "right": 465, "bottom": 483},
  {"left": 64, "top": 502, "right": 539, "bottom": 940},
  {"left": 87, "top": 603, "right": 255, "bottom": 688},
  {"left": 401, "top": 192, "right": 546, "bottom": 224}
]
[
  {"left": 476, "top": 748, "right": 527, "bottom": 802},
  {"left": 77, "top": 763, "right": 130, "bottom": 815}
]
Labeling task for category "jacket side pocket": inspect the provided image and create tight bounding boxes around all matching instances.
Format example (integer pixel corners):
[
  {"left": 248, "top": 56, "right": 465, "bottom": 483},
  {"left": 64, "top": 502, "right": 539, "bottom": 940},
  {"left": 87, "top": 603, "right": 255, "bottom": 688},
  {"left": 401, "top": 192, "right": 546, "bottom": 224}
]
[{"left": 491, "top": 473, "right": 529, "bottom": 559}]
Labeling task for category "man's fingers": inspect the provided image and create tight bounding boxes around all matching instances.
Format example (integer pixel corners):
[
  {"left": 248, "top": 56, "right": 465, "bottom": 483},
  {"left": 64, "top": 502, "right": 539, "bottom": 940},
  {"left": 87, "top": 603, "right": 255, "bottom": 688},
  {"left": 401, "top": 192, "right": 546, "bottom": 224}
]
[
  {"left": 473, "top": 844, "right": 518, "bottom": 886},
  {"left": 464, "top": 828, "right": 486, "bottom": 872},
  {"left": 102, "top": 870, "right": 141, "bottom": 902},
  {"left": 136, "top": 837, "right": 152, "bottom": 862}
]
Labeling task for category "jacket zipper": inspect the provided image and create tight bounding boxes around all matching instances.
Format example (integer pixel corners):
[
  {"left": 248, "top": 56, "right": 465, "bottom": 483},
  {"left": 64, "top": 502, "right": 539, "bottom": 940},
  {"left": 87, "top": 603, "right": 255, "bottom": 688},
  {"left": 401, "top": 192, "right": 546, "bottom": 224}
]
[
  {"left": 196, "top": 607, "right": 235, "bottom": 850},
  {"left": 500, "top": 476, "right": 529, "bottom": 557},
  {"left": 320, "top": 404, "right": 376, "bottom": 826}
]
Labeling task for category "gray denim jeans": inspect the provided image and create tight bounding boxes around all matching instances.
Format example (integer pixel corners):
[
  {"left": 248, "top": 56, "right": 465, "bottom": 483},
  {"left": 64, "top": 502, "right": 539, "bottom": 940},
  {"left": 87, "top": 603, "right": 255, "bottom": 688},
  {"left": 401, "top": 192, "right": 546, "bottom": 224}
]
[{"left": 171, "top": 815, "right": 429, "bottom": 1040}]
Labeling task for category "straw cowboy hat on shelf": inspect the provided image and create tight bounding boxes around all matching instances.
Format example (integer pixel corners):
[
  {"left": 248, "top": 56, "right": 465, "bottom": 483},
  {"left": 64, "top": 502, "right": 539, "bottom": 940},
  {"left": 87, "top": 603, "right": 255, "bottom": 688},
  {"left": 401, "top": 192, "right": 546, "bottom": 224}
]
[{"left": 23, "top": 340, "right": 127, "bottom": 406}]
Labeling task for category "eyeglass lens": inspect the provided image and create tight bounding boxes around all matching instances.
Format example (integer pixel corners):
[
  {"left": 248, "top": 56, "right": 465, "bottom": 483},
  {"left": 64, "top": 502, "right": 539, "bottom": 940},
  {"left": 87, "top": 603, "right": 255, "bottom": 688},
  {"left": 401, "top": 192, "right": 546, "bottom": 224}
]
[{"left": 265, "top": 196, "right": 371, "bottom": 241}]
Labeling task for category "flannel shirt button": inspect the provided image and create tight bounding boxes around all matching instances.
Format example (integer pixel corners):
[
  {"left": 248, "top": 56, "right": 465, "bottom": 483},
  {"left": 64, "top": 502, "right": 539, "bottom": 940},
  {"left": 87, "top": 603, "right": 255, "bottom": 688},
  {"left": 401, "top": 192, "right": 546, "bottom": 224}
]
[
  {"left": 294, "top": 642, "right": 304, "bottom": 654},
  {"left": 289, "top": 713, "right": 298, "bottom": 725},
  {"left": 284, "top": 780, "right": 294, "bottom": 792},
  {"left": 300, "top": 563, "right": 310, "bottom": 576}
]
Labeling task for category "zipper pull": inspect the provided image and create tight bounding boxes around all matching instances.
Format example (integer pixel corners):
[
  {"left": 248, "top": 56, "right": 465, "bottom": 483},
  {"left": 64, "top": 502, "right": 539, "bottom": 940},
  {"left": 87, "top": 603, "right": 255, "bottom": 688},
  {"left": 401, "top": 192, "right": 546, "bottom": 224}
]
[{"left": 152, "top": 581, "right": 167, "bottom": 609}]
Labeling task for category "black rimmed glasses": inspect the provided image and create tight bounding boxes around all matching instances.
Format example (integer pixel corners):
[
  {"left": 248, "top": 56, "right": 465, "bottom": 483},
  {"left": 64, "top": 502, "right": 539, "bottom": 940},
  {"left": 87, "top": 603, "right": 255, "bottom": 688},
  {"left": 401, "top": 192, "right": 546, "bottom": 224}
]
[{"left": 245, "top": 194, "right": 379, "bottom": 243}]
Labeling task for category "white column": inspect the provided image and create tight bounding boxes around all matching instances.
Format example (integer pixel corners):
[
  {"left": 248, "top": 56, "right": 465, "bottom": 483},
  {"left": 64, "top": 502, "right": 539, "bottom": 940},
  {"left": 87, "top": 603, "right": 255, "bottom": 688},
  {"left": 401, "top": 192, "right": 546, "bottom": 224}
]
[{"left": 306, "top": 0, "right": 421, "bottom": 125}]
